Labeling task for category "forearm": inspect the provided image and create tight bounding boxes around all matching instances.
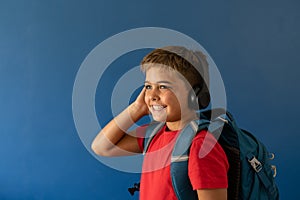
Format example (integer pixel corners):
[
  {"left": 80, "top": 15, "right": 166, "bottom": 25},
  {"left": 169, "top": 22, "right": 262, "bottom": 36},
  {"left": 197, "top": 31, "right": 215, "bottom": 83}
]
[
  {"left": 91, "top": 103, "right": 145, "bottom": 156},
  {"left": 197, "top": 189, "right": 227, "bottom": 200}
]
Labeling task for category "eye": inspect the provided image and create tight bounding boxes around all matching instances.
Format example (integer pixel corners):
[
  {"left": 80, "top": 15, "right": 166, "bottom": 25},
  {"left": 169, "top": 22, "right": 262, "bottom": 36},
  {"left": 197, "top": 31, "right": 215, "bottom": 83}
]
[
  {"left": 159, "top": 85, "right": 169, "bottom": 89},
  {"left": 145, "top": 84, "right": 152, "bottom": 90}
]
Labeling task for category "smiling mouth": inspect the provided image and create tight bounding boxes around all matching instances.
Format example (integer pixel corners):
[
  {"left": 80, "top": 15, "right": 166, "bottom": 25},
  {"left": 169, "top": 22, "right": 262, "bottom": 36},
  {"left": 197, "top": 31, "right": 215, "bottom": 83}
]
[{"left": 151, "top": 105, "right": 166, "bottom": 111}]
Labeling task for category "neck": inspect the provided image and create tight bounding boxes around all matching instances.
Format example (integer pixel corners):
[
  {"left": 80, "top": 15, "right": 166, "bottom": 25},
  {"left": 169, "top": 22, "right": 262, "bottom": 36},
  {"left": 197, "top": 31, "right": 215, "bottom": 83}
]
[{"left": 166, "top": 112, "right": 198, "bottom": 131}]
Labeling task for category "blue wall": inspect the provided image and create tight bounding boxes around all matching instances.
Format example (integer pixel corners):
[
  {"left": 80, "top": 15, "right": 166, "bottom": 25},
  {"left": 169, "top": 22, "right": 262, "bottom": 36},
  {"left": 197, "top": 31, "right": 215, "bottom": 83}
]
[{"left": 1, "top": 0, "right": 299, "bottom": 199}]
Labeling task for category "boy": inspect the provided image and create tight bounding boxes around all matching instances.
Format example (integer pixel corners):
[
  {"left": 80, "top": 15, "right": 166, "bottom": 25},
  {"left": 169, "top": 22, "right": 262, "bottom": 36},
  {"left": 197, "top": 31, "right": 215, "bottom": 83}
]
[{"left": 91, "top": 46, "right": 229, "bottom": 200}]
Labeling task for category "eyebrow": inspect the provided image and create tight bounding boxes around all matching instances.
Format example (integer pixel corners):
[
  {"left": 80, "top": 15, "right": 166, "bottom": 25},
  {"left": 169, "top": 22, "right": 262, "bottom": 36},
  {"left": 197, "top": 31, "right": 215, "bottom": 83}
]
[{"left": 144, "top": 80, "right": 173, "bottom": 84}]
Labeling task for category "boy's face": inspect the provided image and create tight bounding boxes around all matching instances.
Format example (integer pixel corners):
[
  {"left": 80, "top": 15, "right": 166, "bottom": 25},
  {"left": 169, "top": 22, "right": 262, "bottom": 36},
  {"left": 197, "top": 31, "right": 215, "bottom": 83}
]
[{"left": 144, "top": 66, "right": 194, "bottom": 128}]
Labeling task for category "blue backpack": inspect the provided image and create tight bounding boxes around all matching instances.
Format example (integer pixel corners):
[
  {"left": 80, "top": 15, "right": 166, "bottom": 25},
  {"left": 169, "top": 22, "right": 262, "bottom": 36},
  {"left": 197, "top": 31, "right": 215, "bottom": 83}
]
[{"left": 142, "top": 109, "right": 279, "bottom": 200}]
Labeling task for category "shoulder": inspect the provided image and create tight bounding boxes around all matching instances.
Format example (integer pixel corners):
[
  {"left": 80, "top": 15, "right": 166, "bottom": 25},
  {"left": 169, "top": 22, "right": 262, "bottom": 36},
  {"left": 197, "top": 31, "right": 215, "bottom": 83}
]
[
  {"left": 190, "top": 129, "right": 227, "bottom": 160},
  {"left": 191, "top": 130, "right": 219, "bottom": 148},
  {"left": 136, "top": 123, "right": 167, "bottom": 151},
  {"left": 188, "top": 130, "right": 229, "bottom": 189},
  {"left": 136, "top": 124, "right": 148, "bottom": 137}
]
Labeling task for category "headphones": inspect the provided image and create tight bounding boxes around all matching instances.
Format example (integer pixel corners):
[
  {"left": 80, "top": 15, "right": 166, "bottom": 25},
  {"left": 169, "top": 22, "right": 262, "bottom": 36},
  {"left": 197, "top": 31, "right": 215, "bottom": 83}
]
[{"left": 188, "top": 84, "right": 210, "bottom": 110}]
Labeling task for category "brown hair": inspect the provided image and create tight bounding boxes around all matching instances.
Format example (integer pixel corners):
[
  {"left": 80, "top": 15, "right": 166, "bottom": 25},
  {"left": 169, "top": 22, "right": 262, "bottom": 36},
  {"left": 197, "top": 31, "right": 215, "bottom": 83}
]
[
  {"left": 141, "top": 46, "right": 209, "bottom": 87},
  {"left": 141, "top": 46, "right": 210, "bottom": 108}
]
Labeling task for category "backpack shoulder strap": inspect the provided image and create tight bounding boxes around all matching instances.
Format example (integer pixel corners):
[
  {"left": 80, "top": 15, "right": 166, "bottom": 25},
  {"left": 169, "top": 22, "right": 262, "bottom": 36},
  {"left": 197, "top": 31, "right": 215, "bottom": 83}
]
[
  {"left": 170, "top": 120, "right": 201, "bottom": 200},
  {"left": 143, "top": 121, "right": 164, "bottom": 154},
  {"left": 170, "top": 114, "right": 229, "bottom": 200}
]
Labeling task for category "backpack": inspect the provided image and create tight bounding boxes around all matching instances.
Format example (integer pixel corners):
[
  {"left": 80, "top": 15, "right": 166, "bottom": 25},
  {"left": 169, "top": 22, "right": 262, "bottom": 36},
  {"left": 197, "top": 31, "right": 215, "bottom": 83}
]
[{"left": 142, "top": 109, "right": 279, "bottom": 200}]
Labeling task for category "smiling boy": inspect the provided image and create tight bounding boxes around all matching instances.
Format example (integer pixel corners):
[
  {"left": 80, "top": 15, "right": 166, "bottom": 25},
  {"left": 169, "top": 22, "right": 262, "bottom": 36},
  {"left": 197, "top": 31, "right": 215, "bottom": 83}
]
[
  {"left": 91, "top": 46, "right": 229, "bottom": 200},
  {"left": 144, "top": 66, "right": 194, "bottom": 130}
]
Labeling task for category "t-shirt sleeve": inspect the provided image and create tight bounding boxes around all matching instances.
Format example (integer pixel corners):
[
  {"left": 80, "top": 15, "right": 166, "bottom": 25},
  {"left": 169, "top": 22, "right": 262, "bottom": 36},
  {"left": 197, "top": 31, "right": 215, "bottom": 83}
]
[
  {"left": 136, "top": 125, "right": 147, "bottom": 152},
  {"left": 188, "top": 130, "right": 229, "bottom": 190}
]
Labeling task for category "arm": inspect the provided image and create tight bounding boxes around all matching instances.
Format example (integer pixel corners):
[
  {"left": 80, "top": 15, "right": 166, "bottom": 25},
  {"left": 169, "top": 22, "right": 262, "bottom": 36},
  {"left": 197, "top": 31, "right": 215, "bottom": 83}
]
[
  {"left": 197, "top": 189, "right": 227, "bottom": 200},
  {"left": 189, "top": 132, "right": 229, "bottom": 200},
  {"left": 91, "top": 88, "right": 149, "bottom": 156}
]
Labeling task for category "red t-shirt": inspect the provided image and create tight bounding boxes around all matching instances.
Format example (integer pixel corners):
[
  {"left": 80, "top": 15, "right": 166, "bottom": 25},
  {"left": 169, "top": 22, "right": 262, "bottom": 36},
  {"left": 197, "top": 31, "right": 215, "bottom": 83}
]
[{"left": 137, "top": 125, "right": 229, "bottom": 200}]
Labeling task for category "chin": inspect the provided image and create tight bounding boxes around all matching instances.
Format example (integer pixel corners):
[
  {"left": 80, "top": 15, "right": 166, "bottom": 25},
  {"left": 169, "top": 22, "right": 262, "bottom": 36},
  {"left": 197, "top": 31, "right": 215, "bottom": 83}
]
[
  {"left": 152, "top": 115, "right": 167, "bottom": 122},
  {"left": 153, "top": 117, "right": 167, "bottom": 123}
]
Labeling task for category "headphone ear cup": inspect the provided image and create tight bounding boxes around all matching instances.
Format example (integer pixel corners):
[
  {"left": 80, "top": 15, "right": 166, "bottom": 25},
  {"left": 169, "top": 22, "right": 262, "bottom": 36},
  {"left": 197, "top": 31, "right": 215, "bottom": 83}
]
[
  {"left": 188, "top": 86, "right": 210, "bottom": 110},
  {"left": 188, "top": 87, "right": 201, "bottom": 110}
]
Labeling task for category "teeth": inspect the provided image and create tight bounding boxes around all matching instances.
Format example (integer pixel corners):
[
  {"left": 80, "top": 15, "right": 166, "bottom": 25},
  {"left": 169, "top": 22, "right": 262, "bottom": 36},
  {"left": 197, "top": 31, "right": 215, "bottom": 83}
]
[{"left": 152, "top": 105, "right": 165, "bottom": 111}]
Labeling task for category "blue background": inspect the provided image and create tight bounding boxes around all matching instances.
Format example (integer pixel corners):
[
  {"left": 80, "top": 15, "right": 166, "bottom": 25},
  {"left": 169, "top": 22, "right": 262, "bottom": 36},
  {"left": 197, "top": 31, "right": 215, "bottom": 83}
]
[{"left": 1, "top": 0, "right": 299, "bottom": 199}]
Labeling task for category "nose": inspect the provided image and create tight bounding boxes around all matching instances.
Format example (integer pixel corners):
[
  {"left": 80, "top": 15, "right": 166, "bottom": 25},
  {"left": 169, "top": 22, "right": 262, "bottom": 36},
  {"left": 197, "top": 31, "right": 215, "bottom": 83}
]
[{"left": 147, "top": 87, "right": 160, "bottom": 101}]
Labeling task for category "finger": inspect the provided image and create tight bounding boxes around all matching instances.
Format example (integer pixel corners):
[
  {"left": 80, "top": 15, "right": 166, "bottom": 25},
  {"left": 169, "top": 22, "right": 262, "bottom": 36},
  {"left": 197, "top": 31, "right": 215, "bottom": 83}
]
[{"left": 137, "top": 86, "right": 146, "bottom": 100}]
